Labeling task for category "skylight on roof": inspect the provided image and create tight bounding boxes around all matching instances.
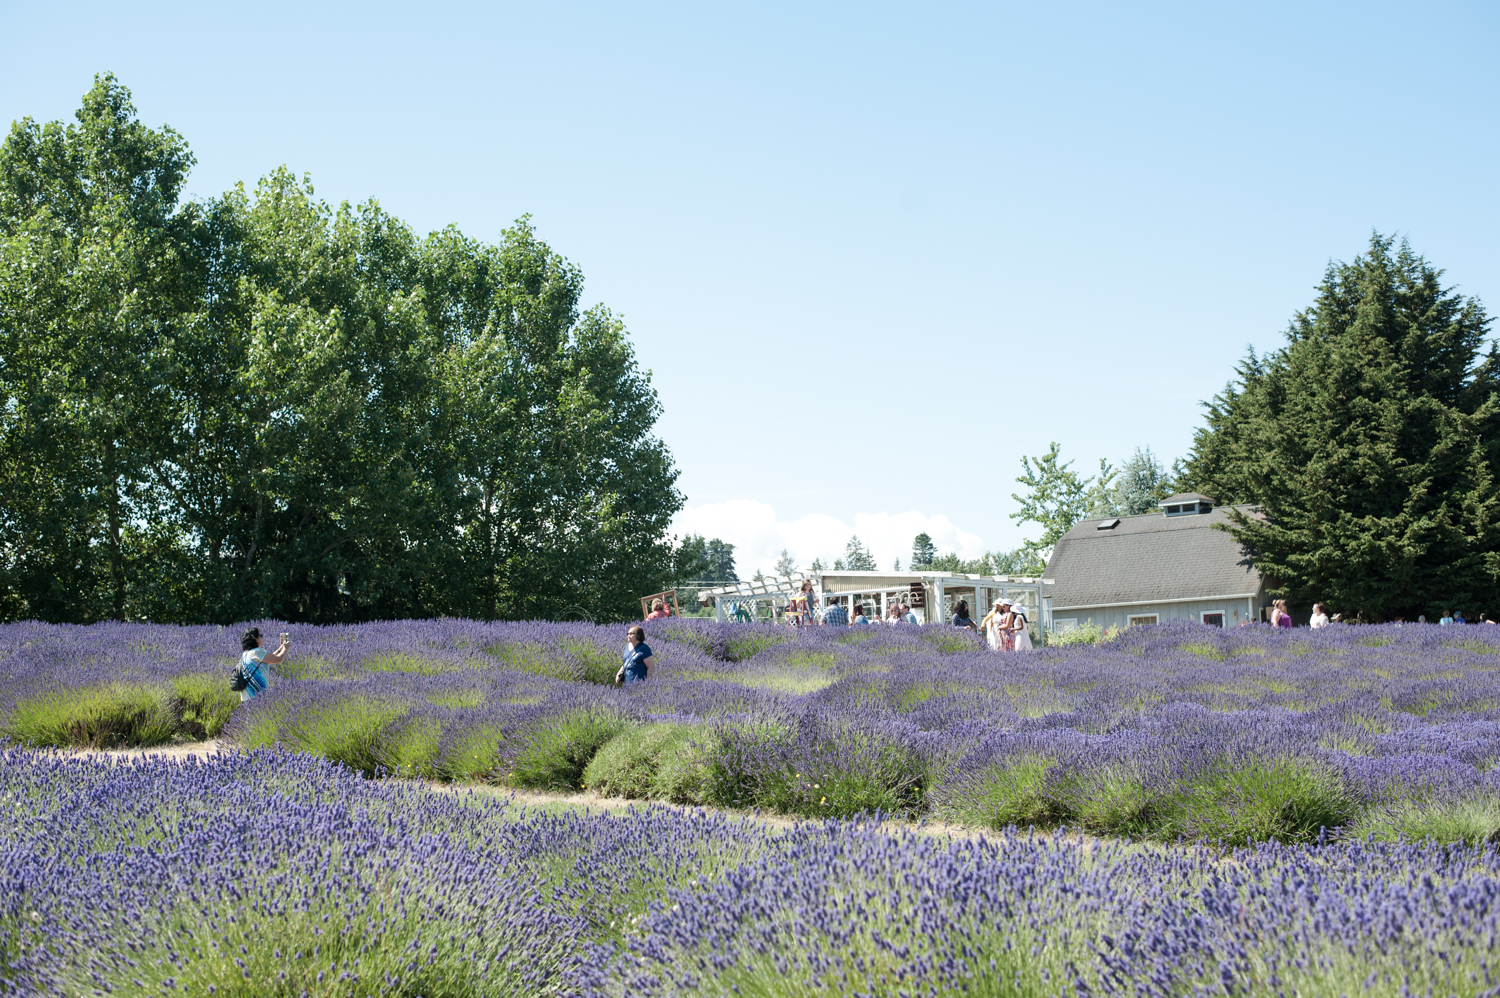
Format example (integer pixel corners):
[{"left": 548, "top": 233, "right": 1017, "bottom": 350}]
[{"left": 1096, "top": 518, "right": 1120, "bottom": 530}]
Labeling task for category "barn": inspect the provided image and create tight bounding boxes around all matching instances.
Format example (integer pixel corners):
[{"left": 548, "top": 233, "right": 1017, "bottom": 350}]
[{"left": 1042, "top": 493, "right": 1270, "bottom": 631}]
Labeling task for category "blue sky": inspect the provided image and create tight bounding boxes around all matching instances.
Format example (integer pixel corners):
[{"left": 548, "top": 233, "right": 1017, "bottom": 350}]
[{"left": 4, "top": 1, "right": 1497, "bottom": 575}]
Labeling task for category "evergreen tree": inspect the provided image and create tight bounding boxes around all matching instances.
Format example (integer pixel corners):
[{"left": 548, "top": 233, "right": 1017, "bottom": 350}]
[
  {"left": 703, "top": 539, "right": 737, "bottom": 583},
  {"left": 1183, "top": 234, "right": 1500, "bottom": 620},
  {"left": 910, "top": 533, "right": 936, "bottom": 570},
  {"left": 836, "top": 535, "right": 877, "bottom": 571},
  {"left": 773, "top": 548, "right": 796, "bottom": 577},
  {"left": 1104, "top": 447, "right": 1173, "bottom": 515}
]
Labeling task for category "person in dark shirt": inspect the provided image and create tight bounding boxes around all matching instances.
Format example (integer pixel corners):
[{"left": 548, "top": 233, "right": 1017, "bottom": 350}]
[
  {"left": 821, "top": 600, "right": 849, "bottom": 626},
  {"left": 615, "top": 625, "right": 656, "bottom": 684},
  {"left": 951, "top": 600, "right": 975, "bottom": 630}
]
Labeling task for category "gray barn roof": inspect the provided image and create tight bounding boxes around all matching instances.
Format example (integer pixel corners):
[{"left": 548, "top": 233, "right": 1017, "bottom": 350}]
[{"left": 1044, "top": 505, "right": 1263, "bottom": 609}]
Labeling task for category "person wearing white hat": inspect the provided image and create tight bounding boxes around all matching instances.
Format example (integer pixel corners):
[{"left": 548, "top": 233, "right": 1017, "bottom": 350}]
[
  {"left": 980, "top": 597, "right": 1011, "bottom": 652},
  {"left": 1009, "top": 600, "right": 1033, "bottom": 651}
]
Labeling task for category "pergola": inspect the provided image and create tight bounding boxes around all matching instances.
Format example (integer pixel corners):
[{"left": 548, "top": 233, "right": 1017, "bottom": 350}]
[{"left": 699, "top": 570, "right": 1054, "bottom": 630}]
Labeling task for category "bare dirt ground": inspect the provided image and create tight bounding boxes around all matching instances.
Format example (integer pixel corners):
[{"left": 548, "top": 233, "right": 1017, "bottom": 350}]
[{"left": 53, "top": 739, "right": 1107, "bottom": 846}]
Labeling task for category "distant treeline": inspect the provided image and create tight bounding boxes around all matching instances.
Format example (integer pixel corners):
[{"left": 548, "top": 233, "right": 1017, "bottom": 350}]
[{"left": 0, "top": 75, "right": 692, "bottom": 624}]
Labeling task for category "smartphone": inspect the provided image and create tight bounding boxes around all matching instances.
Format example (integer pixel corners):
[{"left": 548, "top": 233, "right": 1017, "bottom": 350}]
[{"left": 279, "top": 631, "right": 290, "bottom": 644}]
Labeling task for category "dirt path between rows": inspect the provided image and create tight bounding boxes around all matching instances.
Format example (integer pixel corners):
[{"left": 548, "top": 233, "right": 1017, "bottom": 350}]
[{"left": 56, "top": 739, "right": 1105, "bottom": 846}]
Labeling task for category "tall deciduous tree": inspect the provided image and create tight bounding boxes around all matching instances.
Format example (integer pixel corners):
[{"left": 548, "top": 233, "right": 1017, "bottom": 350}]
[
  {"left": 1183, "top": 234, "right": 1500, "bottom": 619},
  {"left": 1011, "top": 443, "right": 1115, "bottom": 562},
  {"left": 0, "top": 76, "right": 685, "bottom": 623},
  {"left": 0, "top": 73, "right": 196, "bottom": 621}
]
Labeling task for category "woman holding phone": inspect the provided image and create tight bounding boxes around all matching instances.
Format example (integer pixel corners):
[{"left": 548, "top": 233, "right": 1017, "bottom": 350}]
[{"left": 238, "top": 627, "right": 289, "bottom": 701}]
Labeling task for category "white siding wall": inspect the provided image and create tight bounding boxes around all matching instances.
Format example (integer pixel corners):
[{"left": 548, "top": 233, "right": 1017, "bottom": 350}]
[{"left": 1052, "top": 597, "right": 1266, "bottom": 633}]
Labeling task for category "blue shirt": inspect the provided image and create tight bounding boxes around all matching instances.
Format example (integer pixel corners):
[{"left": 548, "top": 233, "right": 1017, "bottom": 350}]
[
  {"left": 622, "top": 642, "right": 653, "bottom": 682},
  {"left": 821, "top": 604, "right": 848, "bottom": 626},
  {"left": 239, "top": 648, "right": 270, "bottom": 701},
  {"left": 903, "top": 611, "right": 919, "bottom": 625}
]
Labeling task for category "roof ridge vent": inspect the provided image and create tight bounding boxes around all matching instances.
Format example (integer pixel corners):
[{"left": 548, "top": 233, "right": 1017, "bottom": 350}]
[{"left": 1159, "top": 492, "right": 1215, "bottom": 517}]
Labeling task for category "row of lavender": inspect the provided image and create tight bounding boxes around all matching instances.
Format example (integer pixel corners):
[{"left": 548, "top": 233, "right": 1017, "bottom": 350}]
[
  {"left": 3, "top": 747, "right": 1500, "bottom": 998},
  {"left": 4, "top": 618, "right": 1500, "bottom": 840}
]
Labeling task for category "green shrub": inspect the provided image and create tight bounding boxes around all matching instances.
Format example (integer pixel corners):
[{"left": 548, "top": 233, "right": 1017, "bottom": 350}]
[
  {"left": 508, "top": 710, "right": 629, "bottom": 790},
  {"left": 486, "top": 642, "right": 578, "bottom": 682},
  {"left": 361, "top": 654, "right": 456, "bottom": 676},
  {"left": 700, "top": 718, "right": 796, "bottom": 809},
  {"left": 426, "top": 689, "right": 484, "bottom": 708},
  {"left": 271, "top": 654, "right": 351, "bottom": 680},
  {"left": 583, "top": 722, "right": 700, "bottom": 799},
  {"left": 282, "top": 697, "right": 409, "bottom": 776},
  {"left": 376, "top": 716, "right": 443, "bottom": 778},
  {"left": 1350, "top": 796, "right": 1500, "bottom": 844},
  {"left": 169, "top": 673, "right": 239, "bottom": 739},
  {"left": 754, "top": 744, "right": 927, "bottom": 819},
  {"left": 558, "top": 637, "right": 622, "bottom": 685},
  {"left": 1164, "top": 756, "right": 1353, "bottom": 845},
  {"left": 937, "top": 755, "right": 1065, "bottom": 830},
  {"left": 724, "top": 631, "right": 789, "bottom": 662},
  {"left": 437, "top": 725, "right": 506, "bottom": 781},
  {"left": 1048, "top": 621, "right": 1118, "bottom": 646},
  {"left": 1056, "top": 764, "right": 1158, "bottom": 837},
  {"left": 918, "top": 629, "right": 981, "bottom": 654},
  {"left": 5, "top": 684, "right": 178, "bottom": 748}
]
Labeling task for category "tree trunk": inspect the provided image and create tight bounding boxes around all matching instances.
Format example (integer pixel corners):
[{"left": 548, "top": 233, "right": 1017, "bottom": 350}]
[{"left": 104, "top": 437, "right": 126, "bottom": 620}]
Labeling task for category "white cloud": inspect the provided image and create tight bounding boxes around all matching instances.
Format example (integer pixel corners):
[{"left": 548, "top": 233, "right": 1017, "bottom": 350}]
[{"left": 671, "top": 500, "right": 987, "bottom": 578}]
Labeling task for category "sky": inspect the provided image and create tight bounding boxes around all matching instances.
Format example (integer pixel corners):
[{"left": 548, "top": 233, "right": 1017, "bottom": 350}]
[{"left": 4, "top": 1, "right": 1498, "bottom": 577}]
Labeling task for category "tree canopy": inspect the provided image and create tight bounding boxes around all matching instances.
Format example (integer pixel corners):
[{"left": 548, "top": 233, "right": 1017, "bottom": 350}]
[
  {"left": 1182, "top": 234, "right": 1500, "bottom": 620},
  {"left": 0, "top": 75, "right": 686, "bottom": 623}
]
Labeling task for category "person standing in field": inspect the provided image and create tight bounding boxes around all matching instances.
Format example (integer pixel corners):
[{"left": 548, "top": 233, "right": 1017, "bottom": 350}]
[
  {"left": 853, "top": 602, "right": 870, "bottom": 625},
  {"left": 821, "top": 599, "right": 848, "bottom": 627},
  {"left": 1309, "top": 603, "right": 1330, "bottom": 628},
  {"left": 1009, "top": 602, "right": 1033, "bottom": 650},
  {"left": 238, "top": 627, "right": 288, "bottom": 701},
  {"left": 951, "top": 600, "right": 976, "bottom": 630},
  {"left": 799, "top": 579, "right": 816, "bottom": 624},
  {"left": 615, "top": 625, "right": 656, "bottom": 684},
  {"left": 902, "top": 604, "right": 920, "bottom": 626},
  {"left": 1270, "top": 599, "right": 1293, "bottom": 628},
  {"left": 981, "top": 598, "right": 1011, "bottom": 652},
  {"left": 645, "top": 598, "right": 671, "bottom": 621}
]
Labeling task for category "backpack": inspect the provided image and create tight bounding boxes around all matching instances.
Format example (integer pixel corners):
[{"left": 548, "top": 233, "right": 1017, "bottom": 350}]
[{"left": 229, "top": 657, "right": 263, "bottom": 693}]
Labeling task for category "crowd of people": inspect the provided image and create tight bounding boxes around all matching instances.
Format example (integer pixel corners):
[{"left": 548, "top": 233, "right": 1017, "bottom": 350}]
[{"left": 1272, "top": 600, "right": 1496, "bottom": 628}]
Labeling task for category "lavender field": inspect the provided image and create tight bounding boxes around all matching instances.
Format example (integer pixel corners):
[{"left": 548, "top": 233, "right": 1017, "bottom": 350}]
[
  {"left": 4, "top": 618, "right": 1500, "bottom": 844},
  {"left": 5, "top": 746, "right": 1500, "bottom": 997}
]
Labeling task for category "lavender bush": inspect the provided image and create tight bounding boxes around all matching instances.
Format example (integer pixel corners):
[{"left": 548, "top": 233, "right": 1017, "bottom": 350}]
[
  {"left": 6, "top": 617, "right": 1500, "bottom": 841},
  {"left": 5, "top": 747, "right": 1500, "bottom": 997}
]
